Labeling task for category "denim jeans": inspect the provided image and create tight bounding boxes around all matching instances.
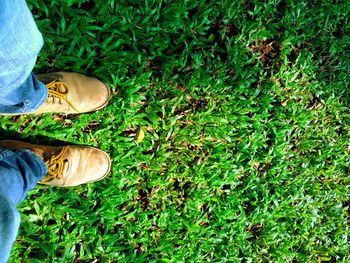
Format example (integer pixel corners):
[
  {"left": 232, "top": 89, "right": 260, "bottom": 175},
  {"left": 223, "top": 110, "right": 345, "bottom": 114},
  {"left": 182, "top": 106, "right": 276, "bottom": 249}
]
[
  {"left": 0, "top": 0, "right": 49, "bottom": 261},
  {"left": 0, "top": 0, "right": 47, "bottom": 114},
  {"left": 0, "top": 150, "right": 47, "bottom": 263}
]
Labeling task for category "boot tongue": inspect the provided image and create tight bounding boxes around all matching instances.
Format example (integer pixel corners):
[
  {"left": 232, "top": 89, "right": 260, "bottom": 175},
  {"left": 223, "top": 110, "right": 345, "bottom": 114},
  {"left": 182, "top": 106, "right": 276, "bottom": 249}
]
[
  {"left": 42, "top": 149, "right": 62, "bottom": 162},
  {"left": 61, "top": 158, "right": 70, "bottom": 181},
  {"left": 37, "top": 73, "right": 63, "bottom": 84},
  {"left": 47, "top": 81, "right": 68, "bottom": 94}
]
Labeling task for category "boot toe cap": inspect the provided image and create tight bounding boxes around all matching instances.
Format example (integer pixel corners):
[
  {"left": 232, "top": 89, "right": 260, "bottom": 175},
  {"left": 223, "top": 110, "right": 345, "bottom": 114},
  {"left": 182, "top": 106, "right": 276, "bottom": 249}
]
[
  {"left": 91, "top": 79, "right": 110, "bottom": 110},
  {"left": 84, "top": 148, "right": 111, "bottom": 183}
]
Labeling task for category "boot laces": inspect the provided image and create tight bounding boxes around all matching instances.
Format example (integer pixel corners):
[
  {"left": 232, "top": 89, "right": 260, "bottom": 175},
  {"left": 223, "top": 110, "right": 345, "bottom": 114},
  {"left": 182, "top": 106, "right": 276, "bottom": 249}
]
[
  {"left": 46, "top": 80, "right": 79, "bottom": 112},
  {"left": 40, "top": 147, "right": 68, "bottom": 184}
]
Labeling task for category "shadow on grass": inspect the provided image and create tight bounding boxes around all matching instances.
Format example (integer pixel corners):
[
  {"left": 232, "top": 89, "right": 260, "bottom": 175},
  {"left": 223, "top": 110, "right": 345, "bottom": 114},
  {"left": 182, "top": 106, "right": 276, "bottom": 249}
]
[{"left": 0, "top": 128, "right": 73, "bottom": 147}]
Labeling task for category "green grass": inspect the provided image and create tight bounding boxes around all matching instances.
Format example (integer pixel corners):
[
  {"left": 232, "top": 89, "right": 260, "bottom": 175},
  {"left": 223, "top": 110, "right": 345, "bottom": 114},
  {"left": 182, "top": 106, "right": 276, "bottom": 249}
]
[{"left": 2, "top": 0, "right": 350, "bottom": 261}]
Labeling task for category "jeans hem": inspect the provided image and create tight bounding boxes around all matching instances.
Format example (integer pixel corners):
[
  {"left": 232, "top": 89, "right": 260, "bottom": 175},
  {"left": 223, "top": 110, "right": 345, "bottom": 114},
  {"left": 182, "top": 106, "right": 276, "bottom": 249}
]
[
  {"left": 20, "top": 149, "right": 47, "bottom": 179},
  {"left": 15, "top": 150, "right": 47, "bottom": 203},
  {"left": 23, "top": 79, "right": 48, "bottom": 112}
]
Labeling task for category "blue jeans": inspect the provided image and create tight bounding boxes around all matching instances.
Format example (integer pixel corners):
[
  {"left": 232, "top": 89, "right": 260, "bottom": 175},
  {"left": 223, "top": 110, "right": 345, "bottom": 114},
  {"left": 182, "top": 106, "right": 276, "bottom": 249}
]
[
  {"left": 0, "top": 150, "right": 47, "bottom": 263},
  {"left": 0, "top": 0, "right": 47, "bottom": 114},
  {"left": 0, "top": 0, "right": 49, "bottom": 261}
]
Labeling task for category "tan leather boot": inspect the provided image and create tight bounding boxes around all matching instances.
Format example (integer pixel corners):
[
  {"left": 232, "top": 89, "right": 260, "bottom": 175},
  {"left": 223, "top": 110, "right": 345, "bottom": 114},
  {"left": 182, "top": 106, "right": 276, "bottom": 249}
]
[
  {"left": 0, "top": 140, "right": 111, "bottom": 187},
  {"left": 32, "top": 72, "right": 110, "bottom": 114}
]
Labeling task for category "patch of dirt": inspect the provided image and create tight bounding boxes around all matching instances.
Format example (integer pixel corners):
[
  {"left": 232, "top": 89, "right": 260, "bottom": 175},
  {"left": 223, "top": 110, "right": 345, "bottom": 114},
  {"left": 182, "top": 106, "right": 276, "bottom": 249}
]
[
  {"left": 144, "top": 58, "right": 162, "bottom": 78},
  {"left": 134, "top": 242, "right": 145, "bottom": 254},
  {"left": 246, "top": 223, "right": 264, "bottom": 240},
  {"left": 188, "top": 96, "right": 208, "bottom": 110},
  {"left": 137, "top": 188, "right": 151, "bottom": 211},
  {"left": 219, "top": 21, "right": 239, "bottom": 38},
  {"left": 242, "top": 201, "right": 255, "bottom": 215},
  {"left": 248, "top": 40, "right": 280, "bottom": 70},
  {"left": 173, "top": 180, "right": 192, "bottom": 198},
  {"left": 81, "top": 120, "right": 101, "bottom": 132}
]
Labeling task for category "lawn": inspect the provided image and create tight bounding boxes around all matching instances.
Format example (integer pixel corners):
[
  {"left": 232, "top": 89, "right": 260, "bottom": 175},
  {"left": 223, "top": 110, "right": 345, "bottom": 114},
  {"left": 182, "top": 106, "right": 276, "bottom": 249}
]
[{"left": 2, "top": 0, "right": 350, "bottom": 262}]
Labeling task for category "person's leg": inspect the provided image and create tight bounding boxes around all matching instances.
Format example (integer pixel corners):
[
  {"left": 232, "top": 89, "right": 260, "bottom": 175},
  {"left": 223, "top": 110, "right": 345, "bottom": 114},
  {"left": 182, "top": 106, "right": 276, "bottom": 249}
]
[
  {"left": 0, "top": 0, "right": 48, "bottom": 114},
  {"left": 0, "top": 149, "right": 47, "bottom": 263},
  {"left": 0, "top": 193, "right": 20, "bottom": 263},
  {"left": 0, "top": 0, "right": 110, "bottom": 115},
  {"left": 0, "top": 141, "right": 110, "bottom": 262}
]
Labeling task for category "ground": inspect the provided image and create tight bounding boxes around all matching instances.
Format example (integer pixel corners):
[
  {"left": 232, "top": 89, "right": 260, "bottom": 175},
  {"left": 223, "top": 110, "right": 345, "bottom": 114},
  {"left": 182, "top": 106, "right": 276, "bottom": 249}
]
[{"left": 2, "top": 0, "right": 350, "bottom": 262}]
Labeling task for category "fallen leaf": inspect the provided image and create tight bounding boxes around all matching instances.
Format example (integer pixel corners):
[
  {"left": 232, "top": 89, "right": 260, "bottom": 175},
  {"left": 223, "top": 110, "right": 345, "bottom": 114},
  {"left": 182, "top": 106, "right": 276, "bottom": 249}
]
[
  {"left": 135, "top": 127, "right": 145, "bottom": 143},
  {"left": 281, "top": 99, "right": 290, "bottom": 107}
]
